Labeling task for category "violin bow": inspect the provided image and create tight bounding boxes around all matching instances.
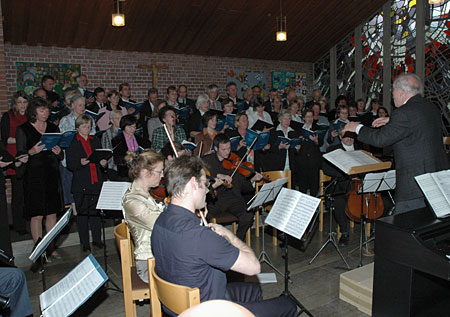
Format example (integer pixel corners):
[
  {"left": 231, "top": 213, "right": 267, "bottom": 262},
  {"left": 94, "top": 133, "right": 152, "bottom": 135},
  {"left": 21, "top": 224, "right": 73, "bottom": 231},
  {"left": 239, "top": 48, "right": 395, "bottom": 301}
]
[
  {"left": 197, "top": 141, "right": 203, "bottom": 158},
  {"left": 229, "top": 137, "right": 258, "bottom": 178},
  {"left": 163, "top": 123, "right": 179, "bottom": 158}
]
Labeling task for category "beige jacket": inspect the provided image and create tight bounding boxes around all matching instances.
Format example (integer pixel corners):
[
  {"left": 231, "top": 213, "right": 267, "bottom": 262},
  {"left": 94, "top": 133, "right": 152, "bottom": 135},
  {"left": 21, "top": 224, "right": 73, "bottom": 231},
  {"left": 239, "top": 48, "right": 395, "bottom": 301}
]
[{"left": 122, "top": 181, "right": 165, "bottom": 260}]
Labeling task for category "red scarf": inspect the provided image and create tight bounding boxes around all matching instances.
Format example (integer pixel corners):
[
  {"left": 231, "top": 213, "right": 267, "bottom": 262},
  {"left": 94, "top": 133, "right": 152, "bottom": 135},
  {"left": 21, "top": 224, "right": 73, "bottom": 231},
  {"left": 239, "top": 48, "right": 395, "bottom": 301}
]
[{"left": 77, "top": 133, "right": 98, "bottom": 184}]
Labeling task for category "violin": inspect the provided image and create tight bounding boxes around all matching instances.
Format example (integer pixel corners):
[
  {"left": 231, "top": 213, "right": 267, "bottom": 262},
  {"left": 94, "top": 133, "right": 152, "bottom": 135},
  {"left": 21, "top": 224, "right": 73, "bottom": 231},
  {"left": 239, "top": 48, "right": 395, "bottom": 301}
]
[
  {"left": 149, "top": 181, "right": 168, "bottom": 202},
  {"left": 345, "top": 179, "right": 384, "bottom": 222}
]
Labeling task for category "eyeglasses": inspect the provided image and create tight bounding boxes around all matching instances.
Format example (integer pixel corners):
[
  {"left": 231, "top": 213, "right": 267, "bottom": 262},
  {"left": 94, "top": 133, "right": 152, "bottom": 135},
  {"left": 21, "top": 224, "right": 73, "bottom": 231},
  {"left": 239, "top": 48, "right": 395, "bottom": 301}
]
[{"left": 151, "top": 170, "right": 164, "bottom": 175}]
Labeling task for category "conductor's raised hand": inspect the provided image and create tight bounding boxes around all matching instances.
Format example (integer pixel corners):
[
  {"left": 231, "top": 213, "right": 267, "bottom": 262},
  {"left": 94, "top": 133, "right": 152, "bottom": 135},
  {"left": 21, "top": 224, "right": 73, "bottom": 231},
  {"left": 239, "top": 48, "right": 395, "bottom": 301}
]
[
  {"left": 342, "top": 121, "right": 360, "bottom": 134},
  {"left": 372, "top": 117, "right": 390, "bottom": 128}
]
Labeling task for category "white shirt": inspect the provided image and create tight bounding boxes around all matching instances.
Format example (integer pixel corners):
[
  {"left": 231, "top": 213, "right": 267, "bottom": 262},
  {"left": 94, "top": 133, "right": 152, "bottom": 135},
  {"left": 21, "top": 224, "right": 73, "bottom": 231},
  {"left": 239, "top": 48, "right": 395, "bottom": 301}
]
[
  {"left": 276, "top": 124, "right": 294, "bottom": 171},
  {"left": 248, "top": 111, "right": 273, "bottom": 130}
]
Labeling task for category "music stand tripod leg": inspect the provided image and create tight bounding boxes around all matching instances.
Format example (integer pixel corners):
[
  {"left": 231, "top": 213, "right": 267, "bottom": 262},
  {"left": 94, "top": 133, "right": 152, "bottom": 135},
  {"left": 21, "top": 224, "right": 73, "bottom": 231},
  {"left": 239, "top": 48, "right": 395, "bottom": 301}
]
[
  {"left": 100, "top": 209, "right": 122, "bottom": 293},
  {"left": 281, "top": 234, "right": 313, "bottom": 317},
  {"left": 309, "top": 196, "right": 350, "bottom": 269}
]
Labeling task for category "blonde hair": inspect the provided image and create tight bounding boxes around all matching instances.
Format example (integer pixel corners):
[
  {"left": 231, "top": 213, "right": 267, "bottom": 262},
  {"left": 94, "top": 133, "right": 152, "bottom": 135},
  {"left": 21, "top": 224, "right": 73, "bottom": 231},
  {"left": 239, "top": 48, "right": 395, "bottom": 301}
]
[{"left": 125, "top": 149, "right": 164, "bottom": 180}]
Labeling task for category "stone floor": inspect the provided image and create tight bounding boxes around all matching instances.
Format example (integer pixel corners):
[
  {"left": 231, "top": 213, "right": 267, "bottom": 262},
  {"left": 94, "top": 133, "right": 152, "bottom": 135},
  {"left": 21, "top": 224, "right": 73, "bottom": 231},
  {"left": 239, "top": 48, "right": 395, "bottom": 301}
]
[{"left": 12, "top": 215, "right": 374, "bottom": 316}]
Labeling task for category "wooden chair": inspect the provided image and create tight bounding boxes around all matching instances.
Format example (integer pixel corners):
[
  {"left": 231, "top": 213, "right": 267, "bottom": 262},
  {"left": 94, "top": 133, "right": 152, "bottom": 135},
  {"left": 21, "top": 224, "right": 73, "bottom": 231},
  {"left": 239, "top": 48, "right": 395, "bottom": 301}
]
[
  {"left": 211, "top": 213, "right": 251, "bottom": 246},
  {"left": 114, "top": 221, "right": 150, "bottom": 317},
  {"left": 255, "top": 170, "right": 291, "bottom": 246},
  {"left": 148, "top": 258, "right": 200, "bottom": 317}
]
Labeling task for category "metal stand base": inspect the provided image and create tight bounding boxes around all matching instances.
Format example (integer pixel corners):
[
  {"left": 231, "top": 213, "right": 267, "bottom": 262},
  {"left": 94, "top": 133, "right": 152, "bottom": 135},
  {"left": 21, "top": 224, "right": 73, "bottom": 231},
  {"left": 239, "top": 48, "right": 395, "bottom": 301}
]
[
  {"left": 309, "top": 197, "right": 350, "bottom": 269},
  {"left": 281, "top": 234, "right": 313, "bottom": 317},
  {"left": 258, "top": 208, "right": 284, "bottom": 278},
  {"left": 100, "top": 210, "right": 122, "bottom": 293}
]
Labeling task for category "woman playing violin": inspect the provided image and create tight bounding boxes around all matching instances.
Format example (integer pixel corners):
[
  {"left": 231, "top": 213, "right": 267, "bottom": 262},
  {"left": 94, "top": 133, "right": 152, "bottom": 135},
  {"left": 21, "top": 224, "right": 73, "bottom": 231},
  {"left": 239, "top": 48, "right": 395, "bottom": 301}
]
[{"left": 122, "top": 149, "right": 165, "bottom": 283}]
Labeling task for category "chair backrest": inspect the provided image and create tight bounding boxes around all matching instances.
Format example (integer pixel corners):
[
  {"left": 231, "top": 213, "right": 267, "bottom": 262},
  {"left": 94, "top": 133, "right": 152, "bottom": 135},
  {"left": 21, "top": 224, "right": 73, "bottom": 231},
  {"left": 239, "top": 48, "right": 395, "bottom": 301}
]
[
  {"left": 114, "top": 220, "right": 135, "bottom": 265},
  {"left": 256, "top": 170, "right": 292, "bottom": 192},
  {"left": 148, "top": 258, "right": 200, "bottom": 317}
]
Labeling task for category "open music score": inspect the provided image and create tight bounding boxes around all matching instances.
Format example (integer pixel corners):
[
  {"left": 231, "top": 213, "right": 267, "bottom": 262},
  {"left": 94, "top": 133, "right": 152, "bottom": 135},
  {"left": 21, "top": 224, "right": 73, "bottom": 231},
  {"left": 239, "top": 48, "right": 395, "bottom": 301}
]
[
  {"left": 415, "top": 169, "right": 450, "bottom": 218},
  {"left": 265, "top": 188, "right": 320, "bottom": 240},
  {"left": 96, "top": 181, "right": 131, "bottom": 211},
  {"left": 323, "top": 149, "right": 392, "bottom": 175}
]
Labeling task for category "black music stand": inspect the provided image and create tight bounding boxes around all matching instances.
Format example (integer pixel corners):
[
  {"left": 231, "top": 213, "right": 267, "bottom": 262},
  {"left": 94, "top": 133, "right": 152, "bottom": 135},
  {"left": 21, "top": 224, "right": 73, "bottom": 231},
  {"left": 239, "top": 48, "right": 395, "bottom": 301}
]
[
  {"left": 96, "top": 181, "right": 131, "bottom": 293},
  {"left": 265, "top": 188, "right": 320, "bottom": 316},
  {"left": 309, "top": 179, "right": 350, "bottom": 269}
]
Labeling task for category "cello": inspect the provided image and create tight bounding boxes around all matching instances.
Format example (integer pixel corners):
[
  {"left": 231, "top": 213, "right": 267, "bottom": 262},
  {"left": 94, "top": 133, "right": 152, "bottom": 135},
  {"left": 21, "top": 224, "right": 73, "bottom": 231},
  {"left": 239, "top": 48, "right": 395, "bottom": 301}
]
[{"left": 345, "top": 179, "right": 384, "bottom": 222}]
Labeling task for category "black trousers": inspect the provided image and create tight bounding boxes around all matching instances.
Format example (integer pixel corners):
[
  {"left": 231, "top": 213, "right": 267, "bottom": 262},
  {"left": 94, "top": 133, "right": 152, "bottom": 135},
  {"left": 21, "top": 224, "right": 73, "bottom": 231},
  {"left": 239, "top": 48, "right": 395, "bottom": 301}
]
[
  {"left": 225, "top": 282, "right": 298, "bottom": 317},
  {"left": 297, "top": 167, "right": 319, "bottom": 197},
  {"left": 0, "top": 174, "right": 12, "bottom": 256},
  {"left": 10, "top": 175, "right": 25, "bottom": 232},
  {"left": 207, "top": 194, "right": 254, "bottom": 241},
  {"left": 333, "top": 194, "right": 349, "bottom": 234},
  {"left": 73, "top": 193, "right": 102, "bottom": 248}
]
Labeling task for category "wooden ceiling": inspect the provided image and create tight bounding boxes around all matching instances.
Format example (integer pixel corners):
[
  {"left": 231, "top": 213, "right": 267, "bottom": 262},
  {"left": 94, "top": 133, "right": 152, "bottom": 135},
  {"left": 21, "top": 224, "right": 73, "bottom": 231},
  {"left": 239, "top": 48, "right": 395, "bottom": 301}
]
[{"left": 1, "top": 0, "right": 386, "bottom": 63}]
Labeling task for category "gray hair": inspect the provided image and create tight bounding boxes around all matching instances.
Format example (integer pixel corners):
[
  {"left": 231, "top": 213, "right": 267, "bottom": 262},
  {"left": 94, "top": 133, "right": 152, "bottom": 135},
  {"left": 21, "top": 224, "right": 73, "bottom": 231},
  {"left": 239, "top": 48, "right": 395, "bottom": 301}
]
[
  {"left": 394, "top": 73, "right": 422, "bottom": 95},
  {"left": 207, "top": 84, "right": 218, "bottom": 93},
  {"left": 69, "top": 94, "right": 85, "bottom": 107},
  {"left": 109, "top": 109, "right": 123, "bottom": 120},
  {"left": 278, "top": 109, "right": 291, "bottom": 120},
  {"left": 196, "top": 94, "right": 209, "bottom": 110}
]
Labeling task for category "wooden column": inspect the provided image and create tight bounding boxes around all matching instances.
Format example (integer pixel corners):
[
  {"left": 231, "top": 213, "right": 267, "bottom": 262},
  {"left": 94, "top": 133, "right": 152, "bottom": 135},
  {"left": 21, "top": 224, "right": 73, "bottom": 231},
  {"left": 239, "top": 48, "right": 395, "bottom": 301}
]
[
  {"left": 383, "top": 1, "right": 392, "bottom": 111},
  {"left": 355, "top": 25, "right": 363, "bottom": 100},
  {"left": 415, "top": 0, "right": 426, "bottom": 85},
  {"left": 330, "top": 45, "right": 337, "bottom": 108}
]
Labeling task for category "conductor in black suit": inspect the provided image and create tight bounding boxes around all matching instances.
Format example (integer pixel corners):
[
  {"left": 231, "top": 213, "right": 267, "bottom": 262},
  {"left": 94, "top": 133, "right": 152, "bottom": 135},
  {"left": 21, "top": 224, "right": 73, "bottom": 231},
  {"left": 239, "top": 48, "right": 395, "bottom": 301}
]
[{"left": 343, "top": 73, "right": 449, "bottom": 214}]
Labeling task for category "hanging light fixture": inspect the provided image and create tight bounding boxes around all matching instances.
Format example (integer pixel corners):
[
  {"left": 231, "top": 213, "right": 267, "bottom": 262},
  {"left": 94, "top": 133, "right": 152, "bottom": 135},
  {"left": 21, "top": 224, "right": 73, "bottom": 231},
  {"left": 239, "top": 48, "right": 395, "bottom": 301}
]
[
  {"left": 276, "top": 0, "right": 287, "bottom": 41},
  {"left": 112, "top": 0, "right": 125, "bottom": 27}
]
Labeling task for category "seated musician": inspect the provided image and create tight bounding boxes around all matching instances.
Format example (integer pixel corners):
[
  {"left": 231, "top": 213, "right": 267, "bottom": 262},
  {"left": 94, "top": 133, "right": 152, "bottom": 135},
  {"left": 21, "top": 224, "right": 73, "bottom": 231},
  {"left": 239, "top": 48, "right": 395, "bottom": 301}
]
[
  {"left": 151, "top": 106, "right": 186, "bottom": 153},
  {"left": 186, "top": 94, "right": 210, "bottom": 139},
  {"left": 151, "top": 155, "right": 297, "bottom": 317},
  {"left": 322, "top": 128, "right": 361, "bottom": 246},
  {"left": 194, "top": 111, "right": 219, "bottom": 157},
  {"left": 122, "top": 150, "right": 165, "bottom": 283},
  {"left": 202, "top": 133, "right": 262, "bottom": 241}
]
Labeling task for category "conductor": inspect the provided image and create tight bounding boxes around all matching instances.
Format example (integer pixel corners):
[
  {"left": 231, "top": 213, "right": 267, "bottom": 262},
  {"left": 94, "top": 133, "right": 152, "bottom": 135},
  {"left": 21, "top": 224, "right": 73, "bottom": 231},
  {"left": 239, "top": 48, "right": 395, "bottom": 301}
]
[{"left": 343, "top": 73, "right": 449, "bottom": 214}]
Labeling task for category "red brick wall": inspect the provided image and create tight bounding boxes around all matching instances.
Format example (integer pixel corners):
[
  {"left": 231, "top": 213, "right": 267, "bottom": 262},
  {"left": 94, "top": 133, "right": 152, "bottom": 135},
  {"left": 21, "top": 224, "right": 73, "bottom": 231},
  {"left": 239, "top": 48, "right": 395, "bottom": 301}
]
[{"left": 4, "top": 44, "right": 313, "bottom": 102}]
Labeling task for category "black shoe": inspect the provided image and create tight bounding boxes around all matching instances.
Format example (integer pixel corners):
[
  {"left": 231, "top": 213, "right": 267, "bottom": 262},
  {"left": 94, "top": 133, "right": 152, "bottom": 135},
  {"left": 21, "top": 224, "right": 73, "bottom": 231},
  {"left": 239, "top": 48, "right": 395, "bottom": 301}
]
[
  {"left": 82, "top": 245, "right": 91, "bottom": 252},
  {"left": 338, "top": 234, "right": 349, "bottom": 247},
  {"left": 92, "top": 242, "right": 104, "bottom": 249}
]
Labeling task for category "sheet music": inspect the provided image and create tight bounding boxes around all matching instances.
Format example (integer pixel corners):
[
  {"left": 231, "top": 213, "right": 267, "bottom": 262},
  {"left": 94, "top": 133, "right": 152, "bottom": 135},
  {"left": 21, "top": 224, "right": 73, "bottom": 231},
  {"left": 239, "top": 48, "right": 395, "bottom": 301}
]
[
  {"left": 265, "top": 188, "right": 320, "bottom": 240},
  {"left": 256, "top": 273, "right": 277, "bottom": 284},
  {"left": 359, "top": 170, "right": 396, "bottom": 193},
  {"left": 430, "top": 170, "right": 450, "bottom": 207},
  {"left": 29, "top": 208, "right": 72, "bottom": 262},
  {"left": 323, "top": 149, "right": 379, "bottom": 174},
  {"left": 247, "top": 177, "right": 288, "bottom": 210},
  {"left": 96, "top": 181, "right": 131, "bottom": 210},
  {"left": 415, "top": 171, "right": 450, "bottom": 218},
  {"left": 40, "top": 255, "right": 108, "bottom": 317}
]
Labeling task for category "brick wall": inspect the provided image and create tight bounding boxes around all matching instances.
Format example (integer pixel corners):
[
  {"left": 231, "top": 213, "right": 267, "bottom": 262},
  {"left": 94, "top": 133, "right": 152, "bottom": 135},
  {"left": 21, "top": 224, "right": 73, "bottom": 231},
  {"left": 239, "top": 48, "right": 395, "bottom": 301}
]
[{"left": 3, "top": 44, "right": 313, "bottom": 105}]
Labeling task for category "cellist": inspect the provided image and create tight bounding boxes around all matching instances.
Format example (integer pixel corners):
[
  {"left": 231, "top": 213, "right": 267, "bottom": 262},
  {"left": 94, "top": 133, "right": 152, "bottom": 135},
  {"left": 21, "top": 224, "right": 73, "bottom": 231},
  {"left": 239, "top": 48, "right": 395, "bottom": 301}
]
[
  {"left": 202, "top": 133, "right": 263, "bottom": 241},
  {"left": 322, "top": 128, "right": 362, "bottom": 247}
]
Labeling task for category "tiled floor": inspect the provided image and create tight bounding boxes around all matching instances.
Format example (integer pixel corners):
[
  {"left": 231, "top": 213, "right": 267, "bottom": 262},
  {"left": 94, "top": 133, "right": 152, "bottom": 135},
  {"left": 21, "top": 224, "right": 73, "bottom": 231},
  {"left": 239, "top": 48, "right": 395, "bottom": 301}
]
[{"left": 13, "top": 216, "right": 374, "bottom": 316}]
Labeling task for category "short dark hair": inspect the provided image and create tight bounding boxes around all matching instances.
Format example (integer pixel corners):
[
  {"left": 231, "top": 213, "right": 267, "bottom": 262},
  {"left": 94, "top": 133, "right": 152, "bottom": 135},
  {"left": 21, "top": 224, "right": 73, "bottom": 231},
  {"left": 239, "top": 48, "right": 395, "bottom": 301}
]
[
  {"left": 120, "top": 114, "right": 137, "bottom": 131},
  {"left": 148, "top": 88, "right": 158, "bottom": 96},
  {"left": 212, "top": 133, "right": 230, "bottom": 149},
  {"left": 221, "top": 97, "right": 233, "bottom": 106},
  {"left": 303, "top": 108, "right": 314, "bottom": 118},
  {"left": 119, "top": 83, "right": 129, "bottom": 92},
  {"left": 158, "top": 106, "right": 176, "bottom": 123},
  {"left": 202, "top": 110, "right": 217, "bottom": 127},
  {"left": 41, "top": 75, "right": 54, "bottom": 84},
  {"left": 226, "top": 82, "right": 237, "bottom": 89},
  {"left": 250, "top": 96, "right": 264, "bottom": 111},
  {"left": 33, "top": 88, "right": 46, "bottom": 98},
  {"left": 178, "top": 85, "right": 187, "bottom": 91},
  {"left": 164, "top": 155, "right": 207, "bottom": 198},
  {"left": 94, "top": 87, "right": 105, "bottom": 96},
  {"left": 26, "top": 97, "right": 50, "bottom": 123},
  {"left": 335, "top": 95, "right": 348, "bottom": 107},
  {"left": 166, "top": 86, "right": 177, "bottom": 95}
]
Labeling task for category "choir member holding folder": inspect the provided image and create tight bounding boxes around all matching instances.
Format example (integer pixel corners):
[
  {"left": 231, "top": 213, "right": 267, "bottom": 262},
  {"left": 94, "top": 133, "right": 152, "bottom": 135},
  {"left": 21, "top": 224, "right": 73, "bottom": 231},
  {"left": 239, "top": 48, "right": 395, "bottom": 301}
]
[
  {"left": 247, "top": 96, "right": 273, "bottom": 130},
  {"left": 67, "top": 114, "right": 107, "bottom": 252},
  {"left": 16, "top": 97, "right": 64, "bottom": 258}
]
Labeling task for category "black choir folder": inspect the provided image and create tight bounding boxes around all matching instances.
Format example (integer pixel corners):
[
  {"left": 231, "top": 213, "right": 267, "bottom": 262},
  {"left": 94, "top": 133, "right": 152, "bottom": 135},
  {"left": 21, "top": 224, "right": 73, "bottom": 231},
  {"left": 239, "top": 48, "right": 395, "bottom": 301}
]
[
  {"left": 415, "top": 169, "right": 450, "bottom": 218},
  {"left": 87, "top": 148, "right": 113, "bottom": 164},
  {"left": 39, "top": 130, "right": 76, "bottom": 150},
  {"left": 40, "top": 254, "right": 107, "bottom": 317}
]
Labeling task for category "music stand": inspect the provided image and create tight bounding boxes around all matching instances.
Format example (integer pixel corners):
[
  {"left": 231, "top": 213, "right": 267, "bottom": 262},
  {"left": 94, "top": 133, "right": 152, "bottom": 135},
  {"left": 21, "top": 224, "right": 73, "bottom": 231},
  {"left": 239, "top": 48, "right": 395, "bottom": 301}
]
[
  {"left": 309, "top": 179, "right": 350, "bottom": 269},
  {"left": 29, "top": 208, "right": 72, "bottom": 291},
  {"left": 96, "top": 181, "right": 131, "bottom": 293},
  {"left": 348, "top": 170, "right": 396, "bottom": 255},
  {"left": 265, "top": 188, "right": 321, "bottom": 316},
  {"left": 247, "top": 177, "right": 288, "bottom": 278}
]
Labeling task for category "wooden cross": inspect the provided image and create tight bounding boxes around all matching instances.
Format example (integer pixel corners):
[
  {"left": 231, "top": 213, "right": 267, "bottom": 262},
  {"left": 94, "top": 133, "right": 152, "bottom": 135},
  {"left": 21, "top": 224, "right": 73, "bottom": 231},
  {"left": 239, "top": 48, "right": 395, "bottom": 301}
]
[{"left": 137, "top": 61, "right": 169, "bottom": 88}]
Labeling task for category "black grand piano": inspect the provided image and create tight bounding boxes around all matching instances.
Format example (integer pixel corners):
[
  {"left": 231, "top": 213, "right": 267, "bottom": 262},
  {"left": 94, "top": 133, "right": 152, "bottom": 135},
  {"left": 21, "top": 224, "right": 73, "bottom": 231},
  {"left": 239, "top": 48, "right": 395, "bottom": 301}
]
[{"left": 372, "top": 207, "right": 450, "bottom": 316}]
